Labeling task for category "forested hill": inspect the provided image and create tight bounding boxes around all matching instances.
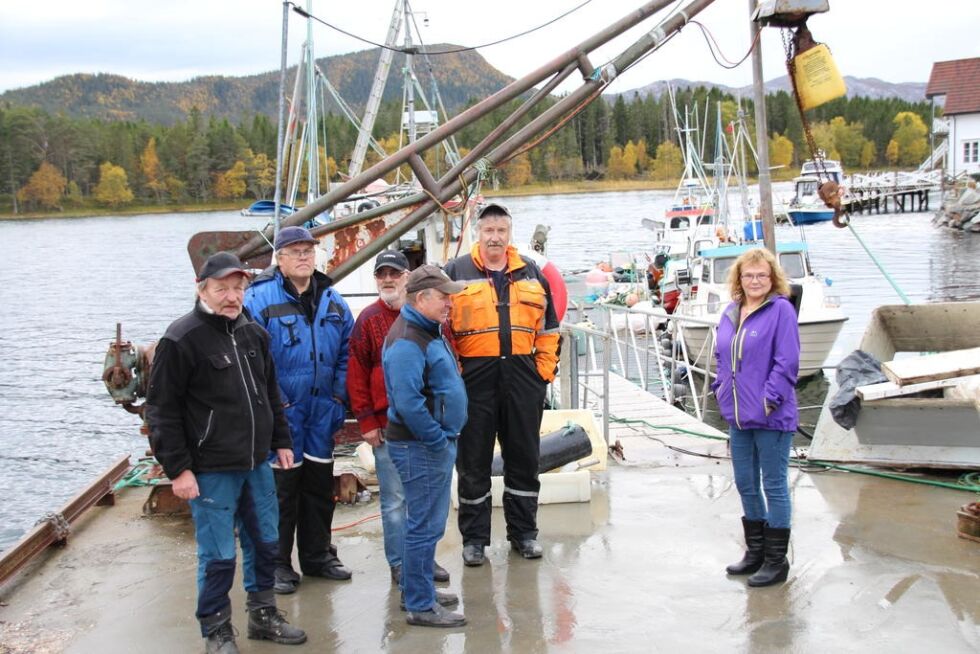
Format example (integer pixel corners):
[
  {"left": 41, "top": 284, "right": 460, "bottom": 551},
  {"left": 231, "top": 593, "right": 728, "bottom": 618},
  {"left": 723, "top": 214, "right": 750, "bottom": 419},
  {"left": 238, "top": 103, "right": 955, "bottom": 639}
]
[{"left": 0, "top": 45, "right": 514, "bottom": 125}]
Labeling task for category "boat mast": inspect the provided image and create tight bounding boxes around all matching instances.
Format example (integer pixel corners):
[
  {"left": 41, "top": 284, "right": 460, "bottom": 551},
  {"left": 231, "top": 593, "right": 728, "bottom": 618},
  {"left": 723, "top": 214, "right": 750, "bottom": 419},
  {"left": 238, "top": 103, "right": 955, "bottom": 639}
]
[
  {"left": 272, "top": 1, "right": 291, "bottom": 239},
  {"left": 402, "top": 0, "right": 418, "bottom": 185},
  {"left": 347, "top": 1, "right": 403, "bottom": 179},
  {"left": 748, "top": 0, "right": 775, "bottom": 254},
  {"left": 304, "top": 0, "right": 320, "bottom": 204}
]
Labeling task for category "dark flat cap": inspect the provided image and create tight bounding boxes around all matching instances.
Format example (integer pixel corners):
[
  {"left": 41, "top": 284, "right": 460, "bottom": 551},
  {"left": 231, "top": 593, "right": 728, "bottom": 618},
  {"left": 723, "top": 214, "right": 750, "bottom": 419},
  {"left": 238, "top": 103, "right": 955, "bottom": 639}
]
[{"left": 406, "top": 264, "right": 465, "bottom": 295}]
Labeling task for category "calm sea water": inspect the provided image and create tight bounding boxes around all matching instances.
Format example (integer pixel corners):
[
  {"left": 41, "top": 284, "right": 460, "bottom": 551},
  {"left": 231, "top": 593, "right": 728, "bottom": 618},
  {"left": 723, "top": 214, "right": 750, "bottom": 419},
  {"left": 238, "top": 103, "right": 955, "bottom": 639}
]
[{"left": 2, "top": 187, "right": 978, "bottom": 550}]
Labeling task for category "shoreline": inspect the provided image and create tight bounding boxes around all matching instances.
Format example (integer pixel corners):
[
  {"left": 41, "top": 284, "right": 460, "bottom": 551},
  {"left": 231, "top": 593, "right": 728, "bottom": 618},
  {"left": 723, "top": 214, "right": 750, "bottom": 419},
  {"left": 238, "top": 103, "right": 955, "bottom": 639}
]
[{"left": 1, "top": 175, "right": 802, "bottom": 220}]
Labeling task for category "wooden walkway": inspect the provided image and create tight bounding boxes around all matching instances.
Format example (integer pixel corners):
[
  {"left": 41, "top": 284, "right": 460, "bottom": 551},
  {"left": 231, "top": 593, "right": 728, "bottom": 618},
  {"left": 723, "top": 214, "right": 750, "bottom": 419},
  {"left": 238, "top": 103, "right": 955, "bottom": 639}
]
[{"left": 599, "top": 372, "right": 729, "bottom": 466}]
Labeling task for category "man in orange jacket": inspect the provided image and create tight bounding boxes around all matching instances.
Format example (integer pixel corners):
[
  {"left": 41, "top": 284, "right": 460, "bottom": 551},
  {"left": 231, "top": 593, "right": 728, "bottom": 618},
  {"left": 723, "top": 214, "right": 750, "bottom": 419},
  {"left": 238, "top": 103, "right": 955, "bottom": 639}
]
[{"left": 444, "top": 203, "right": 560, "bottom": 566}]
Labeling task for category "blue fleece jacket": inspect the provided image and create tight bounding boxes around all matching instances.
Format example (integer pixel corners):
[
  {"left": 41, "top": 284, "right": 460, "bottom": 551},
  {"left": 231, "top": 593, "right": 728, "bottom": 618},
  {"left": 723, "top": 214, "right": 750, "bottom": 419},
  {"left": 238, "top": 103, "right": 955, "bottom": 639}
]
[{"left": 382, "top": 304, "right": 468, "bottom": 449}]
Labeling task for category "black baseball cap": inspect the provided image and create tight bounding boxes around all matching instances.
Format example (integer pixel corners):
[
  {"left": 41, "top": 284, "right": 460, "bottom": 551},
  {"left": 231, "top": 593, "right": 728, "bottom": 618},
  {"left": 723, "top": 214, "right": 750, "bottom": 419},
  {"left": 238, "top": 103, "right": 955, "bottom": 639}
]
[
  {"left": 197, "top": 252, "right": 252, "bottom": 282},
  {"left": 374, "top": 250, "right": 410, "bottom": 273}
]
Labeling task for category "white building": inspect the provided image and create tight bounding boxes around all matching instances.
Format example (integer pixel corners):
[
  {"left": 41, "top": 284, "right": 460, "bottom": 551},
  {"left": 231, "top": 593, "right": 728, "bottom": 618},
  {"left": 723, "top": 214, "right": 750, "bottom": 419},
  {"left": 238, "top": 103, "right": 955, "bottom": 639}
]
[{"left": 926, "top": 57, "right": 980, "bottom": 179}]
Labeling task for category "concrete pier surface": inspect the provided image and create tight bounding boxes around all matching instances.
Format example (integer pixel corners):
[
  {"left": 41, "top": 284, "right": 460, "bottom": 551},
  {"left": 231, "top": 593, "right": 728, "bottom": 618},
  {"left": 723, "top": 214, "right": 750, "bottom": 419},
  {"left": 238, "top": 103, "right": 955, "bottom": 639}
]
[{"left": 1, "top": 446, "right": 978, "bottom": 653}]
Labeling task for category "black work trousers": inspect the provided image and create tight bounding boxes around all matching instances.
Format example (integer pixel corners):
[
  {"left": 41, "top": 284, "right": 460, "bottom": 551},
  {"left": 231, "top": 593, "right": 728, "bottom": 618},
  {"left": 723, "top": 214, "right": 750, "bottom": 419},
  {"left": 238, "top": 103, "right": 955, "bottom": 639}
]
[
  {"left": 273, "top": 458, "right": 338, "bottom": 573},
  {"left": 456, "top": 357, "right": 547, "bottom": 546}
]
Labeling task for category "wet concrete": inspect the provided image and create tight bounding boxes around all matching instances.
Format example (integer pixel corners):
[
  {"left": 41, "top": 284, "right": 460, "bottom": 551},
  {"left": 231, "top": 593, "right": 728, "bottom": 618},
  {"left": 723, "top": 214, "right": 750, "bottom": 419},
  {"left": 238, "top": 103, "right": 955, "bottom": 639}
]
[{"left": 1, "top": 449, "right": 978, "bottom": 653}]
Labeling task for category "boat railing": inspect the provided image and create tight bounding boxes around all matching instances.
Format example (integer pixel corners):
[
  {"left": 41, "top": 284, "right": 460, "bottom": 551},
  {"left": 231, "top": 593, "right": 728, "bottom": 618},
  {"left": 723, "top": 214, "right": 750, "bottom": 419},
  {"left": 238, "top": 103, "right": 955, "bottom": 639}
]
[{"left": 560, "top": 301, "right": 719, "bottom": 432}]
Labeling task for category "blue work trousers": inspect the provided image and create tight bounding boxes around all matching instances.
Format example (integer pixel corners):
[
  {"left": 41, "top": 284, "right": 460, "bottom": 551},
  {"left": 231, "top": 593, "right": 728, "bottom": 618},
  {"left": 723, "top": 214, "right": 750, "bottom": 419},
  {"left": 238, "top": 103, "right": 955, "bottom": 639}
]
[
  {"left": 388, "top": 439, "right": 456, "bottom": 612},
  {"left": 374, "top": 441, "right": 407, "bottom": 569},
  {"left": 189, "top": 464, "right": 279, "bottom": 632},
  {"left": 729, "top": 428, "right": 793, "bottom": 529}
]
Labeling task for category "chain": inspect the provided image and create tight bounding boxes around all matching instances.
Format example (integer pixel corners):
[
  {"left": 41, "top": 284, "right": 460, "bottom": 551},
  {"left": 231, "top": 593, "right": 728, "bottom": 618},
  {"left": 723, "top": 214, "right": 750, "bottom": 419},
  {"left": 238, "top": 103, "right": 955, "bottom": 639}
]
[{"left": 35, "top": 512, "right": 71, "bottom": 541}]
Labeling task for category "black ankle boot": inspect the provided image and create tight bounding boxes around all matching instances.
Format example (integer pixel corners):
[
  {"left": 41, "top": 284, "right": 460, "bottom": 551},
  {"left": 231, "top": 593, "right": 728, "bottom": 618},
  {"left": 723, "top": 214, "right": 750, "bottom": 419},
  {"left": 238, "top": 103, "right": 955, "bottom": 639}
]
[
  {"left": 726, "top": 517, "right": 765, "bottom": 575},
  {"left": 747, "top": 526, "right": 790, "bottom": 587},
  {"left": 247, "top": 606, "right": 307, "bottom": 644}
]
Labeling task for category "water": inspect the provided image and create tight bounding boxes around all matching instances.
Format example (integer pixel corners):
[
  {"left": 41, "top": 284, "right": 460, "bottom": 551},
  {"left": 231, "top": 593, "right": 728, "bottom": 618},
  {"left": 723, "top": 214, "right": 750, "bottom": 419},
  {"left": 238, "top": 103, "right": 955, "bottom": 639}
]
[{"left": 1, "top": 190, "right": 979, "bottom": 550}]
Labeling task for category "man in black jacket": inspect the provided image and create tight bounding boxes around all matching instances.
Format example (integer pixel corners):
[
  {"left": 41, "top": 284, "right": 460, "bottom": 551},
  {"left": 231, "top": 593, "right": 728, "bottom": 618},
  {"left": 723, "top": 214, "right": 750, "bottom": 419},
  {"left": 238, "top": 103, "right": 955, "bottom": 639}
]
[{"left": 146, "top": 252, "right": 307, "bottom": 653}]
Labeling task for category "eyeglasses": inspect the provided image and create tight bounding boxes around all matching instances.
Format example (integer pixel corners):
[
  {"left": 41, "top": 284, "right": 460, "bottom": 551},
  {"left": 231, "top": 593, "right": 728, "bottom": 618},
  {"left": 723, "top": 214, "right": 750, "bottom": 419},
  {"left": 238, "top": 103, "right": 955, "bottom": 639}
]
[
  {"left": 374, "top": 269, "right": 406, "bottom": 279},
  {"left": 281, "top": 248, "right": 315, "bottom": 260},
  {"left": 740, "top": 273, "right": 771, "bottom": 281}
]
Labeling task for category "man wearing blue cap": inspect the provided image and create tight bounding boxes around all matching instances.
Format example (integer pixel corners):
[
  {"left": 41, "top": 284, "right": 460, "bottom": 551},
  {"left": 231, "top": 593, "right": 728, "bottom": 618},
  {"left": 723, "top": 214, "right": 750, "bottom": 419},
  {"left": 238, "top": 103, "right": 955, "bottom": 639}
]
[{"left": 244, "top": 226, "right": 355, "bottom": 593}]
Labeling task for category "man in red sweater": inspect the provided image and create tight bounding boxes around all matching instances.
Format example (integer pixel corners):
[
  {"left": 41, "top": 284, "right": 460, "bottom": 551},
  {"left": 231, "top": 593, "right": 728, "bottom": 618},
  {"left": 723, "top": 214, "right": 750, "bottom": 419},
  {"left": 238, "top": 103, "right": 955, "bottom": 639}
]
[{"left": 347, "top": 250, "right": 450, "bottom": 585}]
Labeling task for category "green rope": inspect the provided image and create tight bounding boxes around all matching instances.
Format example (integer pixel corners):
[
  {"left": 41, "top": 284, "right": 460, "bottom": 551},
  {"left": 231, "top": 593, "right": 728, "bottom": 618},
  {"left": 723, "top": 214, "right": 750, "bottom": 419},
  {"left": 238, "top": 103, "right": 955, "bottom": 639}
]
[
  {"left": 846, "top": 222, "right": 912, "bottom": 305},
  {"left": 610, "top": 416, "right": 728, "bottom": 441},
  {"left": 112, "top": 458, "right": 164, "bottom": 492},
  {"left": 806, "top": 460, "right": 980, "bottom": 493},
  {"left": 609, "top": 416, "right": 980, "bottom": 493}
]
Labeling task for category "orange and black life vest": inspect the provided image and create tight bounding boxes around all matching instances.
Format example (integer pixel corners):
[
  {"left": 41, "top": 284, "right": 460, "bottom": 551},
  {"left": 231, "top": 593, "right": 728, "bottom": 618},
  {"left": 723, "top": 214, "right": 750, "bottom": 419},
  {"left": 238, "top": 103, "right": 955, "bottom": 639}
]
[{"left": 444, "top": 244, "right": 560, "bottom": 382}]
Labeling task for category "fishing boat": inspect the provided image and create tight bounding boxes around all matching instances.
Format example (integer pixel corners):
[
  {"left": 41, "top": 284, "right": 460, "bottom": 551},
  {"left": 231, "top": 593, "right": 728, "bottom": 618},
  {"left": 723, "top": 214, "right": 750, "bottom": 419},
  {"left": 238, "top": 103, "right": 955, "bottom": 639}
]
[
  {"left": 674, "top": 240, "right": 847, "bottom": 378},
  {"left": 241, "top": 199, "right": 295, "bottom": 217},
  {"left": 809, "top": 301, "right": 980, "bottom": 468},
  {"left": 786, "top": 157, "right": 844, "bottom": 224}
]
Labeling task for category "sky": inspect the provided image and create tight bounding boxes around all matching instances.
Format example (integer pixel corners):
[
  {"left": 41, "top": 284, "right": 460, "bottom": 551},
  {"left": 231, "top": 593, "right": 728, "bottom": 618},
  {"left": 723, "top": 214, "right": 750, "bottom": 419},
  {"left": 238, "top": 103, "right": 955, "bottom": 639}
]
[{"left": 0, "top": 0, "right": 977, "bottom": 95}]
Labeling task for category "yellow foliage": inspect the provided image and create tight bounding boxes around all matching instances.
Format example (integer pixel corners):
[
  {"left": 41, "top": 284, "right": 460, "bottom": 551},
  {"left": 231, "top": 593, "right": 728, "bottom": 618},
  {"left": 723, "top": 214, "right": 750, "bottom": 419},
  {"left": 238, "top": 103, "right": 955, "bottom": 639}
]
[
  {"left": 501, "top": 152, "right": 533, "bottom": 187},
  {"left": 214, "top": 161, "right": 247, "bottom": 200},
  {"left": 94, "top": 162, "right": 134, "bottom": 207},
  {"left": 17, "top": 161, "right": 67, "bottom": 210},
  {"left": 652, "top": 141, "right": 683, "bottom": 182},
  {"left": 769, "top": 133, "right": 794, "bottom": 169}
]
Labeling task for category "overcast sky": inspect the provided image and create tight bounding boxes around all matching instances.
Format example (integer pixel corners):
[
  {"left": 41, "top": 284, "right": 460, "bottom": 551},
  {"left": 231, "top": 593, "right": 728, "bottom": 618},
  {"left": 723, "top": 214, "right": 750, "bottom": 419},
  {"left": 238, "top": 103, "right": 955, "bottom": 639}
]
[{"left": 1, "top": 0, "right": 976, "bottom": 95}]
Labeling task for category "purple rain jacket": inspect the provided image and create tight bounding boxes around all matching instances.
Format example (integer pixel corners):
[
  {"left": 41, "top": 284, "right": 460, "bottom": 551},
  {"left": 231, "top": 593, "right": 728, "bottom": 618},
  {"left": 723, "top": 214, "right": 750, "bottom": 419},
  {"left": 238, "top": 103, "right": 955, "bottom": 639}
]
[{"left": 711, "top": 295, "right": 800, "bottom": 432}]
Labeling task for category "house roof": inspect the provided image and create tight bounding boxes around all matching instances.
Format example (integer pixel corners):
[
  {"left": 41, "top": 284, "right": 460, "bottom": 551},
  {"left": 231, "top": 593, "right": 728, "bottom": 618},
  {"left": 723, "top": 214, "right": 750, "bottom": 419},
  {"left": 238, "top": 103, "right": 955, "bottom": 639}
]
[{"left": 926, "top": 57, "right": 980, "bottom": 115}]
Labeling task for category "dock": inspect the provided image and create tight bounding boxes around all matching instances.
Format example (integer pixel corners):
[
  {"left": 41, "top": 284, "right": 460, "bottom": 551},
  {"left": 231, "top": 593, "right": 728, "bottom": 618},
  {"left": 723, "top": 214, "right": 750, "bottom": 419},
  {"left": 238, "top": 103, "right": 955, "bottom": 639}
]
[
  {"left": 1, "top": 371, "right": 978, "bottom": 652},
  {"left": 602, "top": 372, "right": 730, "bottom": 465},
  {"left": 843, "top": 170, "right": 941, "bottom": 215}
]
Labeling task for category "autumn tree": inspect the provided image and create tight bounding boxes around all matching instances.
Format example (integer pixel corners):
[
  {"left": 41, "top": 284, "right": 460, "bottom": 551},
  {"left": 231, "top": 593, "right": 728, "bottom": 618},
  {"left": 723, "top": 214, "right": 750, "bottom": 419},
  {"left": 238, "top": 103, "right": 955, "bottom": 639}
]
[
  {"left": 245, "top": 149, "right": 276, "bottom": 199},
  {"left": 652, "top": 141, "right": 683, "bottom": 183},
  {"left": 769, "top": 133, "right": 794, "bottom": 170},
  {"left": 94, "top": 162, "right": 134, "bottom": 207},
  {"left": 140, "top": 137, "right": 167, "bottom": 201},
  {"left": 891, "top": 111, "right": 929, "bottom": 167},
  {"left": 885, "top": 139, "right": 899, "bottom": 166},
  {"left": 17, "top": 161, "right": 67, "bottom": 210},
  {"left": 501, "top": 152, "right": 533, "bottom": 187},
  {"left": 213, "top": 161, "right": 248, "bottom": 200}
]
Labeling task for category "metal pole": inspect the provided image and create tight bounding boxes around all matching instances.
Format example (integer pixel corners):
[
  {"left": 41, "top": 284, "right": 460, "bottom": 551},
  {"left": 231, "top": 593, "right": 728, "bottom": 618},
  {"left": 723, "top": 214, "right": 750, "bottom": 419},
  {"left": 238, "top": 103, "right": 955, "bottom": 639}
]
[
  {"left": 749, "top": 0, "right": 776, "bottom": 254},
  {"left": 272, "top": 1, "right": 290, "bottom": 241}
]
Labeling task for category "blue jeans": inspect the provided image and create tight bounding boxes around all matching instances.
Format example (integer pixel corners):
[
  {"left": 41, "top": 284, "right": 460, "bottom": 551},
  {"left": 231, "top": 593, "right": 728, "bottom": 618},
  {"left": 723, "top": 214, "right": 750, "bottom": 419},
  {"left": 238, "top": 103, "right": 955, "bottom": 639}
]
[
  {"left": 388, "top": 438, "right": 456, "bottom": 612},
  {"left": 729, "top": 428, "right": 793, "bottom": 529},
  {"left": 190, "top": 464, "right": 279, "bottom": 632},
  {"left": 373, "top": 441, "right": 406, "bottom": 568}
]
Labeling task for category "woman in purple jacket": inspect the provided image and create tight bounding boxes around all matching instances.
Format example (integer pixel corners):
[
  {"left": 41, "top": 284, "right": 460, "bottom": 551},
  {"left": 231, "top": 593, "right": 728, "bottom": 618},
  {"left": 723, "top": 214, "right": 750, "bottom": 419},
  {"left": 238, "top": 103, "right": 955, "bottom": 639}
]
[{"left": 712, "top": 247, "right": 800, "bottom": 587}]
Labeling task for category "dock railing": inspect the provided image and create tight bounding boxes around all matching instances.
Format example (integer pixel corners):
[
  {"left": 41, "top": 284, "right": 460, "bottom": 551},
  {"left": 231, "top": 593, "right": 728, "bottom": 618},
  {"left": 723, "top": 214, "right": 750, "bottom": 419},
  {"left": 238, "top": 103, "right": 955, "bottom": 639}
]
[{"left": 559, "top": 300, "right": 720, "bottom": 442}]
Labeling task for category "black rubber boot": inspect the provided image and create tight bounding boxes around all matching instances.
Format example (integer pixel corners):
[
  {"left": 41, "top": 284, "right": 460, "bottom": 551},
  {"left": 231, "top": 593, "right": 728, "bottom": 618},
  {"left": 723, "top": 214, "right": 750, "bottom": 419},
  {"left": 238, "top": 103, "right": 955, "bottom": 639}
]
[
  {"left": 246, "top": 607, "right": 307, "bottom": 644},
  {"left": 747, "top": 526, "right": 791, "bottom": 587},
  {"left": 726, "top": 517, "right": 766, "bottom": 575}
]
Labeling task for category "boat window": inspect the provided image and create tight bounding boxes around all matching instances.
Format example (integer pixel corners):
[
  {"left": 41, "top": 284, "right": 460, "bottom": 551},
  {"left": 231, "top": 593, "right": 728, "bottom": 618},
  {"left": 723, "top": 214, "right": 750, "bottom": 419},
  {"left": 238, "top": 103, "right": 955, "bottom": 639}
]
[
  {"left": 670, "top": 217, "right": 690, "bottom": 229},
  {"left": 712, "top": 257, "right": 736, "bottom": 283},
  {"left": 797, "top": 180, "right": 818, "bottom": 196},
  {"left": 779, "top": 253, "right": 805, "bottom": 279},
  {"left": 696, "top": 214, "right": 713, "bottom": 226}
]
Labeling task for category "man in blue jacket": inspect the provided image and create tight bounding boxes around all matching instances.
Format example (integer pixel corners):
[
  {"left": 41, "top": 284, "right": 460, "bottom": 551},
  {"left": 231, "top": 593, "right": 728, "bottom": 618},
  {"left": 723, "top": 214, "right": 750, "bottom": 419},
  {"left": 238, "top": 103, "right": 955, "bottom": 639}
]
[
  {"left": 244, "top": 226, "right": 355, "bottom": 593},
  {"left": 382, "top": 265, "right": 468, "bottom": 628}
]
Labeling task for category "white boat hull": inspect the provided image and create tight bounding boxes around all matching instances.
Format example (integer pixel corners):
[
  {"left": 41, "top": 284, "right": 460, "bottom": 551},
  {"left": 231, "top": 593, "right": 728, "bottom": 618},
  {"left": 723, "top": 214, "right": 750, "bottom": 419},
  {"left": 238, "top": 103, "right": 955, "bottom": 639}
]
[{"left": 680, "top": 316, "right": 846, "bottom": 378}]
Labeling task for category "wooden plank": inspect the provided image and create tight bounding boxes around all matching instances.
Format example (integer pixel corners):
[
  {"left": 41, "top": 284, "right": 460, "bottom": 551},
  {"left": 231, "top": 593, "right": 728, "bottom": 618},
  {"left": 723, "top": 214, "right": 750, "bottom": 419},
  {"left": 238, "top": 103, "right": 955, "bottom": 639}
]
[
  {"left": 857, "top": 375, "right": 978, "bottom": 401},
  {"left": 882, "top": 347, "right": 980, "bottom": 386}
]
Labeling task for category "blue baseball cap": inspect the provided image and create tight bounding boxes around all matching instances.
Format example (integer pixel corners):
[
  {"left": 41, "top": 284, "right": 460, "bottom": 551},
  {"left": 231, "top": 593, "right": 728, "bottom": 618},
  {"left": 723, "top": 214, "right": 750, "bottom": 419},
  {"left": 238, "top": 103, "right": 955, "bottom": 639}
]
[{"left": 274, "top": 226, "right": 317, "bottom": 251}]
